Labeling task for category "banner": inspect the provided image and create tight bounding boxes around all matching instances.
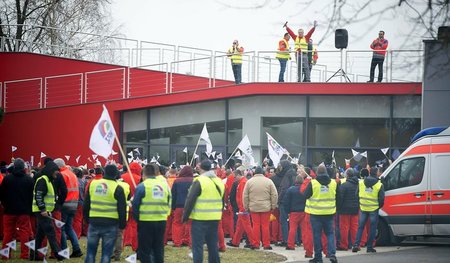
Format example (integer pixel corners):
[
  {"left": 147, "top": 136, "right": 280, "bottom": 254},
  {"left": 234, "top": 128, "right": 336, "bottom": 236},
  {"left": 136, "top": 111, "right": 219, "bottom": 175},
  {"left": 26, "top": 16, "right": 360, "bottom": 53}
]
[
  {"left": 89, "top": 105, "right": 117, "bottom": 159},
  {"left": 266, "top": 133, "right": 287, "bottom": 168}
]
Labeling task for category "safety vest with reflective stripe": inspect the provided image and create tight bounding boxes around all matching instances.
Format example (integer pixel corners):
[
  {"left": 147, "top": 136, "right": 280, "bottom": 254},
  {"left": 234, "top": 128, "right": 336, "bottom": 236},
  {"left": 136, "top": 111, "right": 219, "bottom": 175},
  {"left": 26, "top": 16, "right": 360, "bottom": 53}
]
[
  {"left": 32, "top": 176, "right": 56, "bottom": 212},
  {"left": 305, "top": 179, "right": 337, "bottom": 215},
  {"left": 359, "top": 180, "right": 382, "bottom": 212},
  {"left": 295, "top": 36, "right": 308, "bottom": 53},
  {"left": 228, "top": 46, "right": 243, "bottom": 64},
  {"left": 61, "top": 167, "right": 79, "bottom": 210},
  {"left": 276, "top": 39, "right": 291, "bottom": 60},
  {"left": 117, "top": 180, "right": 131, "bottom": 220},
  {"left": 89, "top": 179, "right": 119, "bottom": 219},
  {"left": 139, "top": 178, "right": 171, "bottom": 221},
  {"left": 190, "top": 175, "right": 224, "bottom": 220}
]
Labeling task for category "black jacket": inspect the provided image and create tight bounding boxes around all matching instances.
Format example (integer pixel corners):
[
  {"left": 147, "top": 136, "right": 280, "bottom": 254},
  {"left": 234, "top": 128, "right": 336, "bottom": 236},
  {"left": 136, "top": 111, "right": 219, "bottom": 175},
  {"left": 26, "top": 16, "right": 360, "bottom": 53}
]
[
  {"left": 337, "top": 176, "right": 359, "bottom": 215},
  {"left": 53, "top": 172, "right": 67, "bottom": 211},
  {"left": 273, "top": 160, "right": 297, "bottom": 205},
  {"left": 0, "top": 169, "right": 34, "bottom": 215},
  {"left": 283, "top": 183, "right": 306, "bottom": 213},
  {"left": 357, "top": 175, "right": 385, "bottom": 209},
  {"left": 83, "top": 178, "right": 127, "bottom": 229}
]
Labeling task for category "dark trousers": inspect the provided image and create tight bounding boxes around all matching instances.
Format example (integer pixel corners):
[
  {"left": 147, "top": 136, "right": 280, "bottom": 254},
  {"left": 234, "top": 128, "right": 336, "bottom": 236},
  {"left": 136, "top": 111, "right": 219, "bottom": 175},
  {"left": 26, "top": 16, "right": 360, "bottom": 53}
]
[
  {"left": 310, "top": 214, "right": 336, "bottom": 261},
  {"left": 231, "top": 64, "right": 242, "bottom": 84},
  {"left": 278, "top": 58, "right": 288, "bottom": 82},
  {"left": 354, "top": 210, "right": 378, "bottom": 250},
  {"left": 369, "top": 57, "right": 384, "bottom": 82},
  {"left": 138, "top": 221, "right": 166, "bottom": 263},
  {"left": 191, "top": 220, "right": 220, "bottom": 263},
  {"left": 33, "top": 214, "right": 60, "bottom": 259}
]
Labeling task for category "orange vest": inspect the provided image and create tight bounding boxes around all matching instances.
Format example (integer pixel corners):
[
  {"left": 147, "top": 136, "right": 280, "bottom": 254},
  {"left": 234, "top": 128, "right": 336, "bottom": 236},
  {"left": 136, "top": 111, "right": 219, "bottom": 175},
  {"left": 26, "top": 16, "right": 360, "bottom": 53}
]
[{"left": 60, "top": 166, "right": 79, "bottom": 210}]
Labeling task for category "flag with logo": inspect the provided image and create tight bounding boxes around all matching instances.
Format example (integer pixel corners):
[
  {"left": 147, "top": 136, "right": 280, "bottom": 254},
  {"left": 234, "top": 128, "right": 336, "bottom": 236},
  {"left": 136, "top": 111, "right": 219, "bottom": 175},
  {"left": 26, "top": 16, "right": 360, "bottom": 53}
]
[
  {"left": 125, "top": 254, "right": 137, "bottom": 263},
  {"left": 89, "top": 105, "right": 117, "bottom": 159},
  {"left": 6, "top": 240, "right": 16, "bottom": 251},
  {"left": 236, "top": 135, "right": 256, "bottom": 168},
  {"left": 11, "top": 146, "right": 17, "bottom": 152},
  {"left": 0, "top": 247, "right": 10, "bottom": 258},
  {"left": 25, "top": 240, "right": 36, "bottom": 250},
  {"left": 200, "top": 123, "right": 213, "bottom": 154},
  {"left": 266, "top": 133, "right": 287, "bottom": 168},
  {"left": 58, "top": 248, "right": 70, "bottom": 259},
  {"left": 37, "top": 246, "right": 48, "bottom": 255}
]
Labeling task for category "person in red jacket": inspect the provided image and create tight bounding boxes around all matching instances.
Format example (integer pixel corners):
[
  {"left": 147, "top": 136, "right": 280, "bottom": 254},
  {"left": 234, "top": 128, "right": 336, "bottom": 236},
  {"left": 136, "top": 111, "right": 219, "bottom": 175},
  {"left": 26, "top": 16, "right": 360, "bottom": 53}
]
[
  {"left": 368, "top": 30, "right": 389, "bottom": 82},
  {"left": 222, "top": 169, "right": 235, "bottom": 237},
  {"left": 285, "top": 20, "right": 317, "bottom": 82},
  {"left": 226, "top": 170, "right": 257, "bottom": 249},
  {"left": 122, "top": 162, "right": 141, "bottom": 252}
]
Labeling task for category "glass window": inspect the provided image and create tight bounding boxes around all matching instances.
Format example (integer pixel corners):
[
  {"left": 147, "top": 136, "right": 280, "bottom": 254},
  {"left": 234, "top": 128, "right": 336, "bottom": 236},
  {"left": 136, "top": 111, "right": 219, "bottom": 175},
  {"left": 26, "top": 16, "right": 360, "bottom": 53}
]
[
  {"left": 393, "top": 95, "right": 421, "bottom": 118},
  {"left": 262, "top": 117, "right": 304, "bottom": 156},
  {"left": 150, "top": 121, "right": 225, "bottom": 145},
  {"left": 123, "top": 110, "right": 147, "bottom": 143},
  {"left": 228, "top": 118, "right": 243, "bottom": 154},
  {"left": 384, "top": 157, "right": 425, "bottom": 191},
  {"left": 310, "top": 96, "right": 390, "bottom": 118},
  {"left": 392, "top": 118, "right": 421, "bottom": 147},
  {"left": 308, "top": 118, "right": 389, "bottom": 147},
  {"left": 149, "top": 145, "right": 169, "bottom": 167}
]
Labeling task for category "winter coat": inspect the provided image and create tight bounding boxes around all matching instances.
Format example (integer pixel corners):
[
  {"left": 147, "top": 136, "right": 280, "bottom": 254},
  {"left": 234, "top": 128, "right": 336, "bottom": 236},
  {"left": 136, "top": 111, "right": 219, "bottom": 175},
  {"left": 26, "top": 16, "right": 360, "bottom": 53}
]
[
  {"left": 243, "top": 174, "right": 278, "bottom": 212},
  {"left": 283, "top": 183, "right": 306, "bottom": 213},
  {"left": 0, "top": 169, "right": 34, "bottom": 215},
  {"left": 337, "top": 176, "right": 359, "bottom": 214}
]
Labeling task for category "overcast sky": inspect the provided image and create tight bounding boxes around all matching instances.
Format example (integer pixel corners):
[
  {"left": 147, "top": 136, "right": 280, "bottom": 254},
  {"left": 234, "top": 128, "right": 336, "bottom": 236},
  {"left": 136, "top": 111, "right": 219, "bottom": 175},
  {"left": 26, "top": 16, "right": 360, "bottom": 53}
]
[{"left": 111, "top": 0, "right": 419, "bottom": 53}]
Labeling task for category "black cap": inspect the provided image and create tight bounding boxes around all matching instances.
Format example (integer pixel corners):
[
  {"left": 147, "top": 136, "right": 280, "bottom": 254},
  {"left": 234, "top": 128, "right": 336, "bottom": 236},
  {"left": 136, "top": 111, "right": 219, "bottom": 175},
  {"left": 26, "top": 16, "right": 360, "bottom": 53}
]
[
  {"left": 104, "top": 164, "right": 119, "bottom": 179},
  {"left": 200, "top": 159, "right": 212, "bottom": 171}
]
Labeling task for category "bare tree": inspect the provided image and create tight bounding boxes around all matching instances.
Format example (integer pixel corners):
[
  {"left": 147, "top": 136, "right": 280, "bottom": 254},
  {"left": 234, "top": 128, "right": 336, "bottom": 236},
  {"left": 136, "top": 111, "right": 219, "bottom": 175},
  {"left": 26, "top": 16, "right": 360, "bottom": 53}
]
[{"left": 0, "top": 0, "right": 123, "bottom": 62}]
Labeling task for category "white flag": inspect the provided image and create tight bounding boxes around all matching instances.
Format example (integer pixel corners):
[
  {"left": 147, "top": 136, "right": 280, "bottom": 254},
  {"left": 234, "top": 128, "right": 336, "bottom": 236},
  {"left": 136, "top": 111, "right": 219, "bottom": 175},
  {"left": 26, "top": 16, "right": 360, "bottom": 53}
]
[
  {"left": 216, "top": 153, "right": 223, "bottom": 160},
  {"left": 75, "top": 155, "right": 81, "bottom": 164},
  {"left": 37, "top": 246, "right": 48, "bottom": 255},
  {"left": 234, "top": 151, "right": 242, "bottom": 158},
  {"left": 381, "top": 147, "right": 389, "bottom": 155},
  {"left": 266, "top": 133, "right": 286, "bottom": 168},
  {"left": 355, "top": 138, "right": 360, "bottom": 148},
  {"left": 0, "top": 247, "right": 9, "bottom": 258},
  {"left": 199, "top": 123, "right": 213, "bottom": 154},
  {"left": 142, "top": 159, "right": 148, "bottom": 165},
  {"left": 40, "top": 152, "right": 46, "bottom": 158},
  {"left": 58, "top": 248, "right": 70, "bottom": 259},
  {"left": 351, "top": 149, "right": 363, "bottom": 162},
  {"left": 43, "top": 258, "right": 48, "bottom": 263},
  {"left": 11, "top": 146, "right": 17, "bottom": 152},
  {"left": 6, "top": 240, "right": 16, "bottom": 250},
  {"left": 112, "top": 150, "right": 118, "bottom": 155},
  {"left": 95, "top": 159, "right": 102, "bottom": 166},
  {"left": 211, "top": 151, "right": 216, "bottom": 158},
  {"left": 236, "top": 135, "right": 256, "bottom": 168},
  {"left": 183, "top": 147, "right": 188, "bottom": 153},
  {"left": 193, "top": 153, "right": 199, "bottom": 159},
  {"left": 125, "top": 253, "right": 137, "bottom": 263},
  {"left": 54, "top": 219, "right": 65, "bottom": 228},
  {"left": 89, "top": 105, "right": 117, "bottom": 159},
  {"left": 64, "top": 155, "right": 70, "bottom": 161},
  {"left": 92, "top": 154, "right": 98, "bottom": 160},
  {"left": 133, "top": 148, "right": 141, "bottom": 155},
  {"left": 361, "top": 151, "right": 368, "bottom": 158},
  {"left": 128, "top": 157, "right": 134, "bottom": 164},
  {"left": 127, "top": 151, "right": 133, "bottom": 157},
  {"left": 351, "top": 149, "right": 359, "bottom": 157},
  {"left": 25, "top": 240, "right": 36, "bottom": 250}
]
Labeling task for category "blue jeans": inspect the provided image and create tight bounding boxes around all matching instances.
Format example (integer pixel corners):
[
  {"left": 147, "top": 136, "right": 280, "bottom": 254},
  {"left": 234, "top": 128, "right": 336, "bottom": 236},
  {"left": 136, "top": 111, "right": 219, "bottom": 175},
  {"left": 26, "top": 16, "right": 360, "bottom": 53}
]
[
  {"left": 61, "top": 208, "right": 81, "bottom": 252},
  {"left": 310, "top": 215, "right": 336, "bottom": 261},
  {"left": 279, "top": 205, "right": 289, "bottom": 243},
  {"left": 191, "top": 220, "right": 220, "bottom": 263},
  {"left": 354, "top": 210, "right": 378, "bottom": 249},
  {"left": 278, "top": 58, "right": 288, "bottom": 82},
  {"left": 232, "top": 64, "right": 242, "bottom": 84},
  {"left": 85, "top": 224, "right": 118, "bottom": 263}
]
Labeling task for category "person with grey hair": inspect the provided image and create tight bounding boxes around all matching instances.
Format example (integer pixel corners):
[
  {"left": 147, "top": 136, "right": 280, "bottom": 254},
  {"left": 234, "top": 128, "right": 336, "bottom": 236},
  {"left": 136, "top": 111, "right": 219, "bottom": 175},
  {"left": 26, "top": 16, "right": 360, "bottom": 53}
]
[
  {"left": 336, "top": 168, "right": 359, "bottom": 251},
  {"left": 0, "top": 158, "right": 34, "bottom": 259},
  {"left": 54, "top": 158, "right": 83, "bottom": 257},
  {"left": 304, "top": 164, "right": 338, "bottom": 263}
]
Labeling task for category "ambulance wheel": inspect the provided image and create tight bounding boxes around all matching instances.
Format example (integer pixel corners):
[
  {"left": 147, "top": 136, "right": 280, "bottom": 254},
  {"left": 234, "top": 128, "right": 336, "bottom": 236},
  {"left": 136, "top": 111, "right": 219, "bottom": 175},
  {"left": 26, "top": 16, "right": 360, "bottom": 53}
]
[{"left": 376, "top": 219, "right": 391, "bottom": 246}]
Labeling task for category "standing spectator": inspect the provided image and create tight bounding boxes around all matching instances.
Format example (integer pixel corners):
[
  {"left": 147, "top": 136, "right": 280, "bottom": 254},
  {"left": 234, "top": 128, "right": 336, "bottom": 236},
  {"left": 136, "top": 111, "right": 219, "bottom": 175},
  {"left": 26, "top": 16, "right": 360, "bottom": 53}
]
[
  {"left": 222, "top": 169, "right": 235, "bottom": 238},
  {"left": 132, "top": 164, "right": 171, "bottom": 263},
  {"left": 304, "top": 164, "right": 338, "bottom": 263},
  {"left": 285, "top": 20, "right": 318, "bottom": 82},
  {"left": 227, "top": 40, "right": 244, "bottom": 84},
  {"left": 276, "top": 33, "right": 291, "bottom": 82},
  {"left": 84, "top": 164, "right": 127, "bottom": 263},
  {"left": 307, "top": 39, "right": 318, "bottom": 74},
  {"left": 337, "top": 168, "right": 359, "bottom": 251},
  {"left": 368, "top": 30, "right": 388, "bottom": 82},
  {"left": 171, "top": 165, "right": 194, "bottom": 247},
  {"left": 54, "top": 158, "right": 83, "bottom": 257},
  {"left": 183, "top": 160, "right": 224, "bottom": 263},
  {"left": 112, "top": 173, "right": 131, "bottom": 261},
  {"left": 283, "top": 174, "right": 313, "bottom": 257},
  {"left": 122, "top": 162, "right": 141, "bottom": 253},
  {"left": 0, "top": 158, "right": 34, "bottom": 259},
  {"left": 243, "top": 166, "right": 278, "bottom": 250},
  {"left": 72, "top": 167, "right": 86, "bottom": 239},
  {"left": 31, "top": 160, "right": 64, "bottom": 261},
  {"left": 352, "top": 167, "right": 385, "bottom": 253}
]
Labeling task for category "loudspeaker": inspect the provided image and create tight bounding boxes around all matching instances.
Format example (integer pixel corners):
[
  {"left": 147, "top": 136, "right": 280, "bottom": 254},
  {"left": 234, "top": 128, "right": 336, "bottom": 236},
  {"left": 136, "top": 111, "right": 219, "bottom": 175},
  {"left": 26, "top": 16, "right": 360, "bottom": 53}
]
[{"left": 335, "top": 29, "right": 348, "bottom": 49}]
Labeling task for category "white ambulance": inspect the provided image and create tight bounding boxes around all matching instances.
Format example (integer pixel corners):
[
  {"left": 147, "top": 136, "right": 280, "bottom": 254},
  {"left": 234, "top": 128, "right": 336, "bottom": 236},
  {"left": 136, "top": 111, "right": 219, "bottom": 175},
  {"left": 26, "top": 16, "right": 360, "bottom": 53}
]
[{"left": 377, "top": 127, "right": 450, "bottom": 245}]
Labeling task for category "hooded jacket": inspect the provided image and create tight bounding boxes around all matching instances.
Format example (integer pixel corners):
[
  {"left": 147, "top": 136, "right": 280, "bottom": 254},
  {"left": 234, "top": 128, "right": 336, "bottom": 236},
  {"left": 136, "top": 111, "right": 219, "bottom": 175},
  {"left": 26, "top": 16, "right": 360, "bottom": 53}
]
[
  {"left": 171, "top": 166, "right": 194, "bottom": 209},
  {"left": 122, "top": 162, "right": 142, "bottom": 195},
  {"left": 275, "top": 160, "right": 297, "bottom": 205},
  {"left": 358, "top": 175, "right": 385, "bottom": 209},
  {"left": 337, "top": 176, "right": 359, "bottom": 214},
  {"left": 283, "top": 182, "right": 306, "bottom": 213},
  {"left": 304, "top": 171, "right": 334, "bottom": 200},
  {"left": 0, "top": 167, "right": 34, "bottom": 215}
]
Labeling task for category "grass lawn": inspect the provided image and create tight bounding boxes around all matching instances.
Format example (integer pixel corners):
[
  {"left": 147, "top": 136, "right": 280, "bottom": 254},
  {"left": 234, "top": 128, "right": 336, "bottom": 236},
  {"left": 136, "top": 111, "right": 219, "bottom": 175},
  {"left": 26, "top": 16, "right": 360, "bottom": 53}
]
[{"left": 1, "top": 238, "right": 287, "bottom": 263}]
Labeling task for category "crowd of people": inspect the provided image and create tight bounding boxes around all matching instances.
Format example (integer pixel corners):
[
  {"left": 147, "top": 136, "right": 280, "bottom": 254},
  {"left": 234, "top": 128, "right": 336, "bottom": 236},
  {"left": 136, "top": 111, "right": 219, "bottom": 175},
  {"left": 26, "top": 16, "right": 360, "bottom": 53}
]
[
  {"left": 227, "top": 21, "right": 388, "bottom": 84},
  {"left": 0, "top": 156, "right": 386, "bottom": 263}
]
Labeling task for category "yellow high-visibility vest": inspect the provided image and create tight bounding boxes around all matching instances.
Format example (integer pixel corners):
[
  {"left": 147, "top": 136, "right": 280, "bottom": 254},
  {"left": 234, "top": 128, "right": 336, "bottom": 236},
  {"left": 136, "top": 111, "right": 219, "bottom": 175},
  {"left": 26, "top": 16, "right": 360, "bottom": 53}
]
[
  {"left": 138, "top": 178, "right": 171, "bottom": 221},
  {"left": 305, "top": 179, "right": 337, "bottom": 215},
  {"left": 190, "top": 175, "right": 224, "bottom": 220},
  {"left": 276, "top": 39, "right": 291, "bottom": 60},
  {"left": 295, "top": 37, "right": 308, "bottom": 53},
  {"left": 228, "top": 46, "right": 243, "bottom": 64},
  {"left": 117, "top": 180, "right": 131, "bottom": 220},
  {"left": 89, "top": 179, "right": 119, "bottom": 219},
  {"left": 359, "top": 180, "right": 382, "bottom": 212},
  {"left": 32, "top": 176, "right": 56, "bottom": 213}
]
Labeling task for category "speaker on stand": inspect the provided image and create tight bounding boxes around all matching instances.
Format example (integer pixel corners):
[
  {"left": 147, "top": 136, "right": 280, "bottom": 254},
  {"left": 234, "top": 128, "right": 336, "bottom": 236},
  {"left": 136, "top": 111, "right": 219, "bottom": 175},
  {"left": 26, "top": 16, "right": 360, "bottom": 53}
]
[{"left": 327, "top": 29, "right": 351, "bottom": 82}]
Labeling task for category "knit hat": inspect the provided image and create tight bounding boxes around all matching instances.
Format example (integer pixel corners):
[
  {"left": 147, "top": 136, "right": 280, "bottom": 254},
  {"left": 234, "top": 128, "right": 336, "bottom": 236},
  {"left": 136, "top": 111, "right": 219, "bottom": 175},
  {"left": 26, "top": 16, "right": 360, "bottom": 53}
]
[
  {"left": 200, "top": 160, "right": 212, "bottom": 171},
  {"left": 179, "top": 166, "right": 194, "bottom": 177},
  {"left": 104, "top": 164, "right": 119, "bottom": 179}
]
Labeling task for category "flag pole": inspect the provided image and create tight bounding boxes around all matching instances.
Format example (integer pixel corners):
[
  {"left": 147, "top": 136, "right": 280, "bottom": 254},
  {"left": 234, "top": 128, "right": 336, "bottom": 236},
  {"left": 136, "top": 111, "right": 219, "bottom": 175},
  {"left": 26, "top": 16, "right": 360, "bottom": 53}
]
[
  {"left": 224, "top": 147, "right": 239, "bottom": 167},
  {"left": 185, "top": 150, "right": 188, "bottom": 165},
  {"left": 114, "top": 135, "right": 136, "bottom": 189},
  {"left": 190, "top": 136, "right": 202, "bottom": 166}
]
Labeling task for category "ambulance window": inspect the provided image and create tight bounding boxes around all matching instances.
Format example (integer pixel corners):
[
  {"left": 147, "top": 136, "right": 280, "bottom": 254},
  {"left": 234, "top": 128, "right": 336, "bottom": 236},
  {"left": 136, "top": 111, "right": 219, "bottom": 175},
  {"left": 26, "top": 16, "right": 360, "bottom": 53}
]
[{"left": 384, "top": 157, "right": 425, "bottom": 191}]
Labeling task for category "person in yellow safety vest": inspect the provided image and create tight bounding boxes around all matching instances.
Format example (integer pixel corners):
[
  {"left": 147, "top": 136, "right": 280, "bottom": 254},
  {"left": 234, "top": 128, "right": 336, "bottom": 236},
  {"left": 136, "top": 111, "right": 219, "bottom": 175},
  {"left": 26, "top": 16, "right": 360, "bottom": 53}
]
[
  {"left": 285, "top": 20, "right": 317, "bottom": 82},
  {"left": 112, "top": 175, "right": 131, "bottom": 261},
  {"left": 183, "top": 160, "right": 225, "bottom": 263},
  {"left": 304, "top": 164, "right": 339, "bottom": 263},
  {"left": 276, "top": 33, "right": 291, "bottom": 82},
  {"left": 132, "top": 164, "right": 171, "bottom": 263},
  {"left": 227, "top": 40, "right": 244, "bottom": 84},
  {"left": 31, "top": 160, "right": 65, "bottom": 261},
  {"left": 352, "top": 167, "right": 385, "bottom": 254},
  {"left": 84, "top": 164, "right": 127, "bottom": 263}
]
